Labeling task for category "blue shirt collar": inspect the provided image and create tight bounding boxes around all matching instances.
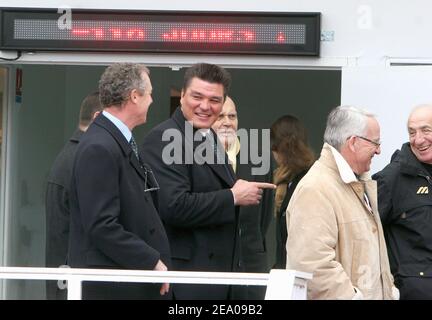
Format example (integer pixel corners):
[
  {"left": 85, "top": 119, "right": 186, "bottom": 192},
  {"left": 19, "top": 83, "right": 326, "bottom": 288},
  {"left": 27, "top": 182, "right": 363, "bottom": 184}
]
[{"left": 102, "top": 110, "right": 132, "bottom": 142}]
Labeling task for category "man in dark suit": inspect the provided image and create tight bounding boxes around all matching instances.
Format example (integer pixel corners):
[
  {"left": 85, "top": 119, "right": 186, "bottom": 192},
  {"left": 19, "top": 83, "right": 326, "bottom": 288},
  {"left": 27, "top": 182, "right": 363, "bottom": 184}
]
[
  {"left": 45, "top": 91, "right": 102, "bottom": 300},
  {"left": 141, "top": 63, "right": 275, "bottom": 300},
  {"left": 212, "top": 96, "right": 274, "bottom": 299},
  {"left": 68, "top": 63, "right": 171, "bottom": 300}
]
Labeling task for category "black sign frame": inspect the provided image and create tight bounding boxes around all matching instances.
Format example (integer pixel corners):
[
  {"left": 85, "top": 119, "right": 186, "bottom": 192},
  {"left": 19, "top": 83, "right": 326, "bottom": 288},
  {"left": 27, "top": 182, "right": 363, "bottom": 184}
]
[{"left": 0, "top": 8, "right": 320, "bottom": 56}]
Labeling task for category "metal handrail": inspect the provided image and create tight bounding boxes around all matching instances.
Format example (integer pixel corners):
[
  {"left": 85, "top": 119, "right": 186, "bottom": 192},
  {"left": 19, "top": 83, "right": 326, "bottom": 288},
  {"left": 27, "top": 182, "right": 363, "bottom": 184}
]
[{"left": 0, "top": 266, "right": 312, "bottom": 300}]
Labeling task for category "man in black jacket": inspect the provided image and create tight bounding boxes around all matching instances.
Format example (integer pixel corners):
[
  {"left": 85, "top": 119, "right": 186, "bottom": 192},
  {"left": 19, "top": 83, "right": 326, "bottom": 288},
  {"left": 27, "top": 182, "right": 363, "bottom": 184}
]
[
  {"left": 373, "top": 104, "right": 432, "bottom": 299},
  {"left": 212, "top": 96, "right": 273, "bottom": 299},
  {"left": 141, "top": 63, "right": 275, "bottom": 300},
  {"left": 45, "top": 91, "right": 102, "bottom": 300},
  {"left": 68, "top": 63, "right": 171, "bottom": 299}
]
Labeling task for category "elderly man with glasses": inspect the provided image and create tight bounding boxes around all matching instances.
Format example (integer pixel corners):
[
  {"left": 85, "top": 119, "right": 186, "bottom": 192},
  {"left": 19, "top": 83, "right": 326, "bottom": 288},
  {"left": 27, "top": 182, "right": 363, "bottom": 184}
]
[{"left": 286, "top": 105, "right": 399, "bottom": 300}]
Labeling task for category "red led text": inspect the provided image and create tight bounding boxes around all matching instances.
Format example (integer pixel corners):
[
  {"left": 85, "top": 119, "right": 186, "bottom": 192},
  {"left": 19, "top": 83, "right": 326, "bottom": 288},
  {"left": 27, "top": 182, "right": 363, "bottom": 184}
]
[
  {"left": 71, "top": 28, "right": 145, "bottom": 40},
  {"left": 161, "top": 29, "right": 257, "bottom": 42}
]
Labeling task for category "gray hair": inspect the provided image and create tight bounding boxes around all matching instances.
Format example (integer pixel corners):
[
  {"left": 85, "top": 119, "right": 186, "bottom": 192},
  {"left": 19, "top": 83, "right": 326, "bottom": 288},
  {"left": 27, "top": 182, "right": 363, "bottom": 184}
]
[
  {"left": 324, "top": 105, "right": 375, "bottom": 151},
  {"left": 99, "top": 63, "right": 149, "bottom": 108}
]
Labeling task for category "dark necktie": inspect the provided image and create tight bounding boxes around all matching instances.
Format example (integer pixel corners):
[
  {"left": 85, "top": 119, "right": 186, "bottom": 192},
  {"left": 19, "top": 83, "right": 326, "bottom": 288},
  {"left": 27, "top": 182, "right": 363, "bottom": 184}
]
[
  {"left": 206, "top": 132, "right": 219, "bottom": 157},
  {"left": 207, "top": 132, "right": 235, "bottom": 183},
  {"left": 129, "top": 136, "right": 139, "bottom": 160}
]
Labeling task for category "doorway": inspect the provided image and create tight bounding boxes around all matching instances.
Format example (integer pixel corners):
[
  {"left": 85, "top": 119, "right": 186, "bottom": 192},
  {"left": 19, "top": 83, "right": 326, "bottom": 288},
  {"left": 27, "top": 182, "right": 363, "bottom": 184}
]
[{"left": 0, "top": 64, "right": 340, "bottom": 299}]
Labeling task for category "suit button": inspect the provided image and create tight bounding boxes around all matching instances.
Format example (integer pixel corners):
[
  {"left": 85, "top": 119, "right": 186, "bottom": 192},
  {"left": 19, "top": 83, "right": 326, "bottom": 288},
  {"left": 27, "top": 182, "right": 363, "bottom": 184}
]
[
  {"left": 239, "top": 228, "right": 242, "bottom": 237},
  {"left": 372, "top": 227, "right": 377, "bottom": 233},
  {"left": 149, "top": 228, "right": 155, "bottom": 235},
  {"left": 208, "top": 253, "right": 214, "bottom": 259},
  {"left": 238, "top": 260, "right": 242, "bottom": 268}
]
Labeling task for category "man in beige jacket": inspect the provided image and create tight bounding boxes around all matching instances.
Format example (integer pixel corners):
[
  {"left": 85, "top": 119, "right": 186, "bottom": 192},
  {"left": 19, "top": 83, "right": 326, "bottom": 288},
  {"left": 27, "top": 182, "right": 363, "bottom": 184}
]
[{"left": 286, "top": 105, "right": 399, "bottom": 300}]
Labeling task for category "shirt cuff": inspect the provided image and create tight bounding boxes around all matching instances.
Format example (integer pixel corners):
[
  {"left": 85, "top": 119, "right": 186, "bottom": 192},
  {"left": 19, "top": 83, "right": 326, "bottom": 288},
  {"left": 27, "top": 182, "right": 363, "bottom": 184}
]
[{"left": 231, "top": 189, "right": 236, "bottom": 205}]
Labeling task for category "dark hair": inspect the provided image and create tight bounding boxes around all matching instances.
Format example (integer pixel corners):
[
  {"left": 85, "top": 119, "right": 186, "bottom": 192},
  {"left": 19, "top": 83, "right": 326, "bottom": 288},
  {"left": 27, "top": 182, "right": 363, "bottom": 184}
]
[
  {"left": 78, "top": 91, "right": 103, "bottom": 127},
  {"left": 183, "top": 63, "right": 231, "bottom": 98},
  {"left": 271, "top": 115, "right": 315, "bottom": 179},
  {"left": 99, "top": 63, "right": 149, "bottom": 108}
]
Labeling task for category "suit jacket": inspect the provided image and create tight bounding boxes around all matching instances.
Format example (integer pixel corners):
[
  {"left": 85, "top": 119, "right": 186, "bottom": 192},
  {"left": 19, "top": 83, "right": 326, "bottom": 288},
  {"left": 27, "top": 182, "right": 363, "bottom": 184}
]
[
  {"left": 141, "top": 107, "right": 238, "bottom": 300},
  {"left": 45, "top": 129, "right": 83, "bottom": 300},
  {"left": 231, "top": 153, "right": 274, "bottom": 300},
  {"left": 68, "top": 114, "right": 171, "bottom": 300},
  {"left": 287, "top": 144, "right": 396, "bottom": 299}
]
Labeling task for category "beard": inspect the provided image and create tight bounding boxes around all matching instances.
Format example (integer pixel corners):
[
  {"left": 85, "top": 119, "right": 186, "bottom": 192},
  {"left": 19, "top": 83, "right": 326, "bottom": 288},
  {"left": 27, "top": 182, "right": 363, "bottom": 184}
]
[{"left": 216, "top": 129, "right": 237, "bottom": 150}]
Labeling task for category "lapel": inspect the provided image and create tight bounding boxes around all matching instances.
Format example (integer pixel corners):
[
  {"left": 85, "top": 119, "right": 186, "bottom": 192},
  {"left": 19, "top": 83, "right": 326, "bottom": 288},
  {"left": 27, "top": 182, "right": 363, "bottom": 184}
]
[
  {"left": 364, "top": 179, "right": 380, "bottom": 218},
  {"left": 129, "top": 153, "right": 148, "bottom": 182},
  {"left": 171, "top": 107, "right": 236, "bottom": 186},
  {"left": 349, "top": 180, "right": 378, "bottom": 218},
  {"left": 349, "top": 181, "right": 368, "bottom": 210},
  {"left": 209, "top": 128, "right": 236, "bottom": 184},
  {"left": 94, "top": 114, "right": 147, "bottom": 181},
  {"left": 323, "top": 144, "right": 377, "bottom": 217},
  {"left": 235, "top": 153, "right": 251, "bottom": 180}
]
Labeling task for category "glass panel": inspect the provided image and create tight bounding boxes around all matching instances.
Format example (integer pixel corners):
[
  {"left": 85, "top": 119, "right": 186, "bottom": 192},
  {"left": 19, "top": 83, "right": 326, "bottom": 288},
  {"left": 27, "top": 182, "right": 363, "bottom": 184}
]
[
  {"left": 0, "top": 67, "right": 7, "bottom": 298},
  {"left": 4, "top": 66, "right": 66, "bottom": 299},
  {"left": 3, "top": 65, "right": 106, "bottom": 299}
]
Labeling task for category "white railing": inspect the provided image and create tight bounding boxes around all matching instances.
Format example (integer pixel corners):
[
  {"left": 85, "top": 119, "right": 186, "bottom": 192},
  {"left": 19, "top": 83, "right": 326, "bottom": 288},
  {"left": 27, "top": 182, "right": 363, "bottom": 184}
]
[{"left": 0, "top": 267, "right": 312, "bottom": 300}]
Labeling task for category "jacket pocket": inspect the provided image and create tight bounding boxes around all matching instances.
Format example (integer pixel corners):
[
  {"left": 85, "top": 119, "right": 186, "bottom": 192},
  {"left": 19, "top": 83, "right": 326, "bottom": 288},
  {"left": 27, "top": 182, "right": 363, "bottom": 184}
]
[{"left": 171, "top": 243, "right": 192, "bottom": 261}]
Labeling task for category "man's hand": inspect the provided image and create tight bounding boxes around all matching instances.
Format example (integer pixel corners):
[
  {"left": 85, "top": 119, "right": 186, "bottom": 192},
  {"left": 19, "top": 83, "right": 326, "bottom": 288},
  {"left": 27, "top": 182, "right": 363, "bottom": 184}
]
[
  {"left": 154, "top": 259, "right": 170, "bottom": 295},
  {"left": 231, "top": 179, "right": 276, "bottom": 206}
]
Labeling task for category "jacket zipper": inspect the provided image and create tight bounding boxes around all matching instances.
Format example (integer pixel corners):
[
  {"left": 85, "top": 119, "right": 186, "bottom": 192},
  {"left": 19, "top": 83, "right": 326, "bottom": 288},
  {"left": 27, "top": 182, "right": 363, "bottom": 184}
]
[{"left": 418, "top": 173, "right": 432, "bottom": 186}]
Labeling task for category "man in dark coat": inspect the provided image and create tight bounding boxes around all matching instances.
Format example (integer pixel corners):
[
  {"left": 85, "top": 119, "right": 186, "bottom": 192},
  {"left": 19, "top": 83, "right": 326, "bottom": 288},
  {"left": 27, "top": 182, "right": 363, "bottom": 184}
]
[
  {"left": 68, "top": 63, "right": 171, "bottom": 300},
  {"left": 212, "top": 96, "right": 273, "bottom": 299},
  {"left": 141, "top": 63, "right": 275, "bottom": 300},
  {"left": 373, "top": 104, "right": 432, "bottom": 300},
  {"left": 45, "top": 91, "right": 102, "bottom": 300}
]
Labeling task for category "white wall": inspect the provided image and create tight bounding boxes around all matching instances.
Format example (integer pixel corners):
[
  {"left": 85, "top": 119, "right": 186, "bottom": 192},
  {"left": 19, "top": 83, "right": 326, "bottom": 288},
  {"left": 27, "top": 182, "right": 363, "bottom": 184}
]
[{"left": 342, "top": 66, "right": 432, "bottom": 173}]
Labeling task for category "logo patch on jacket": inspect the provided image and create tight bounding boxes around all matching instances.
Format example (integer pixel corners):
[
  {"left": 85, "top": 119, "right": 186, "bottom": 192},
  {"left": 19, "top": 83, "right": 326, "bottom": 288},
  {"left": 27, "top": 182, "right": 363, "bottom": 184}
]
[{"left": 417, "top": 186, "right": 429, "bottom": 194}]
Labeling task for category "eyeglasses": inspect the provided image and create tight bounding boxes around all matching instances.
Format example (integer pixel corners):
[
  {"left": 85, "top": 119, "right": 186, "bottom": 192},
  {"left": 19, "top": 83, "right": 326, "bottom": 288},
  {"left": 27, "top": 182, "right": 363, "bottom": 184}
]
[
  {"left": 356, "top": 136, "right": 381, "bottom": 147},
  {"left": 142, "top": 165, "right": 160, "bottom": 192}
]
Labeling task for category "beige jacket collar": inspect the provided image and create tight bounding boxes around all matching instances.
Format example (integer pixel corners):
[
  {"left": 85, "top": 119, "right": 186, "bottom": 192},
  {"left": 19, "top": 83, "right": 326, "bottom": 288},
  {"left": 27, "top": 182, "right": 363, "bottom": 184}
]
[
  {"left": 326, "top": 143, "right": 371, "bottom": 184},
  {"left": 226, "top": 137, "right": 241, "bottom": 172}
]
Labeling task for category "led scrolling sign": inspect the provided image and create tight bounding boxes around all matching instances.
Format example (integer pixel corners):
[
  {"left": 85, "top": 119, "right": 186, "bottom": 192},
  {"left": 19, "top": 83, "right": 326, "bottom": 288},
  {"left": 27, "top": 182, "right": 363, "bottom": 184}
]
[{"left": 0, "top": 9, "right": 320, "bottom": 56}]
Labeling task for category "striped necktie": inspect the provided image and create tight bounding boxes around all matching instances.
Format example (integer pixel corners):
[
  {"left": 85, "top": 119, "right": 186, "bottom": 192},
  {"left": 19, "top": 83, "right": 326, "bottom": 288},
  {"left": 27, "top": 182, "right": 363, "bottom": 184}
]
[{"left": 129, "top": 136, "right": 139, "bottom": 160}]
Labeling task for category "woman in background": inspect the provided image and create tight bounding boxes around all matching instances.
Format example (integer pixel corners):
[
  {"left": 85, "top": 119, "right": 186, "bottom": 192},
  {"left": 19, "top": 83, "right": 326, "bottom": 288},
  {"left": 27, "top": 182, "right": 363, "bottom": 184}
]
[{"left": 271, "top": 115, "right": 315, "bottom": 269}]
